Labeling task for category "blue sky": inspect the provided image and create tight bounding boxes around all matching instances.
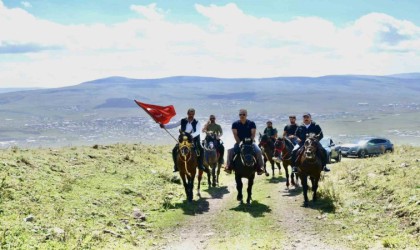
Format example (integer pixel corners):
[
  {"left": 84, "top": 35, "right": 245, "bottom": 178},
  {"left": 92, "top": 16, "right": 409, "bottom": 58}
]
[{"left": 1, "top": 0, "right": 420, "bottom": 87}]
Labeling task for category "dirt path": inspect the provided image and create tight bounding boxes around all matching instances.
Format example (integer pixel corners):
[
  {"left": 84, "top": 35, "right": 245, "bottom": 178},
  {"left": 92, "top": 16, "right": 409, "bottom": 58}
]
[{"left": 161, "top": 173, "right": 347, "bottom": 250}]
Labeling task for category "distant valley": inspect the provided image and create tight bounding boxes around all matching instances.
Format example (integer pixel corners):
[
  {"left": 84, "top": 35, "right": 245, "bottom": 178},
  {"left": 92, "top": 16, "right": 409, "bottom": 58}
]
[{"left": 0, "top": 74, "right": 419, "bottom": 148}]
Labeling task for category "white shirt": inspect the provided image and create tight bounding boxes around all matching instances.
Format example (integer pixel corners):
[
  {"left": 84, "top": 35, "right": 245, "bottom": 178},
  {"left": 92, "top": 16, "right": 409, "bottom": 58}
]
[{"left": 164, "top": 119, "right": 202, "bottom": 138}]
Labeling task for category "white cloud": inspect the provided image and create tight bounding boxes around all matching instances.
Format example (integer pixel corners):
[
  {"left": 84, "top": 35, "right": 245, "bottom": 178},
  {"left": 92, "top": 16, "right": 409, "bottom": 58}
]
[
  {"left": 21, "top": 1, "right": 32, "bottom": 8},
  {"left": 0, "top": 2, "right": 419, "bottom": 88}
]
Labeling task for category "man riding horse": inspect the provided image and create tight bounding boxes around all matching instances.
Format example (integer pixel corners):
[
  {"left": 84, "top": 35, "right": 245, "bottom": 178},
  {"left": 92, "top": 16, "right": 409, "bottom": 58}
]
[
  {"left": 160, "top": 108, "right": 206, "bottom": 172},
  {"left": 224, "top": 109, "right": 264, "bottom": 175},
  {"left": 202, "top": 114, "right": 225, "bottom": 165},
  {"left": 291, "top": 112, "right": 330, "bottom": 173},
  {"left": 283, "top": 115, "right": 298, "bottom": 145},
  {"left": 263, "top": 120, "right": 278, "bottom": 144}
]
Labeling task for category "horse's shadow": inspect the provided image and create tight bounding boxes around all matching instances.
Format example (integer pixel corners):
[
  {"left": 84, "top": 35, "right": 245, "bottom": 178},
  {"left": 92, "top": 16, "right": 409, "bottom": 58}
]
[
  {"left": 205, "top": 185, "right": 230, "bottom": 199},
  {"left": 230, "top": 200, "right": 271, "bottom": 218},
  {"left": 302, "top": 195, "right": 336, "bottom": 213},
  {"left": 280, "top": 186, "right": 302, "bottom": 197},
  {"left": 173, "top": 197, "right": 211, "bottom": 216},
  {"left": 266, "top": 176, "right": 286, "bottom": 184}
]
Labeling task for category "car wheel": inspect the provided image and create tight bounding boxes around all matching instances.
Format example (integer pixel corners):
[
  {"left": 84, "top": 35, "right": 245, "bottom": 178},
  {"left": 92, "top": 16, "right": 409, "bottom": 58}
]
[
  {"left": 335, "top": 152, "right": 342, "bottom": 162},
  {"left": 358, "top": 150, "right": 367, "bottom": 158},
  {"left": 385, "top": 149, "right": 393, "bottom": 153}
]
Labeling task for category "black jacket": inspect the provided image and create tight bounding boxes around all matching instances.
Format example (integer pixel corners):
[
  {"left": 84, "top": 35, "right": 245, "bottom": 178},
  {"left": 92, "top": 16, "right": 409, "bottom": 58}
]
[{"left": 295, "top": 121, "right": 323, "bottom": 146}]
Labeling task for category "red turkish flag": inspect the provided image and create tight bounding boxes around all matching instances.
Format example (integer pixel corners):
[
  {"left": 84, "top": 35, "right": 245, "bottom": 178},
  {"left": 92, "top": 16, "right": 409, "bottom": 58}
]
[{"left": 134, "top": 100, "right": 176, "bottom": 125}]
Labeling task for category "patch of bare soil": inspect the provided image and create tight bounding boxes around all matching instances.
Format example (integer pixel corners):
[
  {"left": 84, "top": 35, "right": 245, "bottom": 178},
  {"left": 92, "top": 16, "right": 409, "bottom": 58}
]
[
  {"left": 161, "top": 175, "right": 347, "bottom": 250},
  {"left": 161, "top": 181, "right": 235, "bottom": 250}
]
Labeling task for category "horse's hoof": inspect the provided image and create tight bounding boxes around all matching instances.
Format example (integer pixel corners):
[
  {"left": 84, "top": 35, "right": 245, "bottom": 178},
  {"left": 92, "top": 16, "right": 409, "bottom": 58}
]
[
  {"left": 303, "top": 201, "right": 309, "bottom": 207},
  {"left": 265, "top": 172, "right": 270, "bottom": 177}
]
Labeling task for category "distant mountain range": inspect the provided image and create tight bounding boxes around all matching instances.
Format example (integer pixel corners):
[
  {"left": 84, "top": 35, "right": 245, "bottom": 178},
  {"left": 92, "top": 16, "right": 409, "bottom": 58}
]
[{"left": 0, "top": 74, "right": 419, "bottom": 148}]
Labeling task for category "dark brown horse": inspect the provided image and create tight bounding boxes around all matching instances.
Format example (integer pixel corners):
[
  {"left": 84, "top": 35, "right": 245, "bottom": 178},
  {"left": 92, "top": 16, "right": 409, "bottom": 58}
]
[
  {"left": 177, "top": 132, "right": 202, "bottom": 202},
  {"left": 273, "top": 137, "right": 299, "bottom": 189},
  {"left": 259, "top": 133, "right": 281, "bottom": 177},
  {"left": 233, "top": 138, "right": 256, "bottom": 204},
  {"left": 202, "top": 131, "right": 220, "bottom": 187},
  {"left": 297, "top": 134, "right": 323, "bottom": 207}
]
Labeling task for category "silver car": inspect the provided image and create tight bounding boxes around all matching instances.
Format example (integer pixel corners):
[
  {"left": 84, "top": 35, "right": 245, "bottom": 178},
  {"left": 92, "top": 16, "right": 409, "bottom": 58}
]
[
  {"left": 320, "top": 137, "right": 342, "bottom": 163},
  {"left": 341, "top": 137, "right": 394, "bottom": 158}
]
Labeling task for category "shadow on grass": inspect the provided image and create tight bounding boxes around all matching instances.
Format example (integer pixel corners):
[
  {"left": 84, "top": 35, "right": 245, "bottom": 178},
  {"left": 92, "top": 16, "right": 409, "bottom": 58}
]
[
  {"left": 265, "top": 176, "right": 286, "bottom": 184},
  {"left": 305, "top": 195, "right": 336, "bottom": 213},
  {"left": 173, "top": 197, "right": 211, "bottom": 216},
  {"left": 206, "top": 185, "right": 230, "bottom": 199},
  {"left": 280, "top": 185, "right": 302, "bottom": 197},
  {"left": 230, "top": 200, "right": 271, "bottom": 218}
]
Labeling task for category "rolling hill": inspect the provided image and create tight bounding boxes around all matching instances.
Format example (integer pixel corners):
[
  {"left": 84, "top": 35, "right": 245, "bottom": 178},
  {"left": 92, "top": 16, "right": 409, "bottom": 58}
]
[{"left": 0, "top": 74, "right": 419, "bottom": 148}]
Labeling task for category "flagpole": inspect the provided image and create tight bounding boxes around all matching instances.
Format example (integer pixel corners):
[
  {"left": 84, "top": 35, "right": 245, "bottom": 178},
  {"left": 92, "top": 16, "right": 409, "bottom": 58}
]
[{"left": 163, "top": 127, "right": 179, "bottom": 143}]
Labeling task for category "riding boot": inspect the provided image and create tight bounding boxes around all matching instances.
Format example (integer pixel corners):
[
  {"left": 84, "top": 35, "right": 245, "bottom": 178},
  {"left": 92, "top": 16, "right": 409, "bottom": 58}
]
[
  {"left": 323, "top": 165, "right": 331, "bottom": 172},
  {"left": 172, "top": 146, "right": 178, "bottom": 172}
]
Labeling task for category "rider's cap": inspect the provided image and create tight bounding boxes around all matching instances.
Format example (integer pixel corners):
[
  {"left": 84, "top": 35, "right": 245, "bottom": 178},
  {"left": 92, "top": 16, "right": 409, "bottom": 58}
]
[
  {"left": 266, "top": 120, "right": 272, "bottom": 124},
  {"left": 289, "top": 115, "right": 296, "bottom": 118},
  {"left": 303, "top": 112, "right": 311, "bottom": 117}
]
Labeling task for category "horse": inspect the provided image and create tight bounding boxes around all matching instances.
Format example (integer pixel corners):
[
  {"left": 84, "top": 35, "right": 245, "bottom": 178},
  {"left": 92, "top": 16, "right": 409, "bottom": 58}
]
[
  {"left": 177, "top": 132, "right": 199, "bottom": 202},
  {"left": 202, "top": 131, "right": 220, "bottom": 187},
  {"left": 233, "top": 138, "right": 257, "bottom": 204},
  {"left": 297, "top": 134, "right": 323, "bottom": 207},
  {"left": 273, "top": 137, "right": 299, "bottom": 189},
  {"left": 259, "top": 133, "right": 281, "bottom": 177}
]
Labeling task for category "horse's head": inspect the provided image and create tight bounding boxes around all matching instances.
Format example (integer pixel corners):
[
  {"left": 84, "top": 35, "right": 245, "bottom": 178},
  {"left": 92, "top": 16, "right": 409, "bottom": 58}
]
[
  {"left": 274, "top": 137, "right": 285, "bottom": 157},
  {"left": 240, "top": 138, "right": 256, "bottom": 167},
  {"left": 178, "top": 131, "right": 193, "bottom": 157},
  {"left": 303, "top": 134, "right": 318, "bottom": 160},
  {"left": 258, "top": 133, "right": 270, "bottom": 147},
  {"left": 204, "top": 131, "right": 217, "bottom": 147}
]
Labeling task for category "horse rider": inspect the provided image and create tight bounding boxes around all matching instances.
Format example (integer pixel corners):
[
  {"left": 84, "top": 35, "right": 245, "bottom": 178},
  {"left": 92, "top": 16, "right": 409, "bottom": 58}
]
[
  {"left": 263, "top": 120, "right": 278, "bottom": 144},
  {"left": 160, "top": 108, "right": 205, "bottom": 172},
  {"left": 291, "top": 112, "right": 330, "bottom": 173},
  {"left": 202, "top": 114, "right": 225, "bottom": 165},
  {"left": 224, "top": 109, "right": 264, "bottom": 175},
  {"left": 283, "top": 115, "right": 298, "bottom": 145}
]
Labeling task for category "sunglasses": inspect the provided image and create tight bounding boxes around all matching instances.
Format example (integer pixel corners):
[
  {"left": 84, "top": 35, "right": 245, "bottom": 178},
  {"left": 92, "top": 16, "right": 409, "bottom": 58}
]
[
  {"left": 239, "top": 114, "right": 246, "bottom": 116},
  {"left": 210, "top": 118, "right": 215, "bottom": 120}
]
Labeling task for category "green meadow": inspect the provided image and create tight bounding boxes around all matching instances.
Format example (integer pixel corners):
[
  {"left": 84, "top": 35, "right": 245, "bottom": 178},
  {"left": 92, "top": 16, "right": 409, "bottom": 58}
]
[{"left": 0, "top": 143, "right": 419, "bottom": 249}]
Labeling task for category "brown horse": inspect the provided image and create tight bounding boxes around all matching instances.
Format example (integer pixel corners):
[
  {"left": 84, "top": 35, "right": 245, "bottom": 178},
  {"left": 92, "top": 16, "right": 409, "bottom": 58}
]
[
  {"left": 297, "top": 134, "right": 323, "bottom": 207},
  {"left": 233, "top": 138, "right": 256, "bottom": 204},
  {"left": 259, "top": 133, "right": 281, "bottom": 177},
  {"left": 202, "top": 131, "right": 220, "bottom": 187},
  {"left": 177, "top": 132, "right": 201, "bottom": 202},
  {"left": 273, "top": 137, "right": 299, "bottom": 189}
]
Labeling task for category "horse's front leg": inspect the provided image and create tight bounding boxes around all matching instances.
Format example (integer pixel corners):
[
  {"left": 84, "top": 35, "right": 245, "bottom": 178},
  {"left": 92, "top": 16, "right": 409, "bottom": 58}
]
[
  {"left": 211, "top": 163, "right": 216, "bottom": 187},
  {"left": 301, "top": 175, "right": 309, "bottom": 207},
  {"left": 216, "top": 163, "right": 221, "bottom": 186},
  {"left": 276, "top": 161, "right": 281, "bottom": 175},
  {"left": 180, "top": 174, "right": 189, "bottom": 201},
  {"left": 310, "top": 176, "right": 319, "bottom": 202},
  {"left": 235, "top": 174, "right": 243, "bottom": 204},
  {"left": 197, "top": 169, "right": 203, "bottom": 195},
  {"left": 247, "top": 176, "right": 254, "bottom": 205},
  {"left": 284, "top": 163, "right": 290, "bottom": 189},
  {"left": 207, "top": 165, "right": 212, "bottom": 187},
  {"left": 188, "top": 174, "right": 195, "bottom": 202},
  {"left": 263, "top": 156, "right": 269, "bottom": 176}
]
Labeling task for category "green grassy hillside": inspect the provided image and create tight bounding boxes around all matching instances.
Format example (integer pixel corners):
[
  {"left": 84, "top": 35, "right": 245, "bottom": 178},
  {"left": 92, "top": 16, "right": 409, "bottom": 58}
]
[
  {"left": 0, "top": 144, "right": 418, "bottom": 249},
  {"left": 319, "top": 146, "right": 420, "bottom": 249}
]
